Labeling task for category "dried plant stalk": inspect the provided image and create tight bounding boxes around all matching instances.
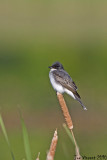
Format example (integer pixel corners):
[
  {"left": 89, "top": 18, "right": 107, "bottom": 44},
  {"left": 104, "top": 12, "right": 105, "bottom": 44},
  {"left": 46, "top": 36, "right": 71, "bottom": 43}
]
[
  {"left": 36, "top": 152, "right": 40, "bottom": 160},
  {"left": 71, "top": 131, "right": 82, "bottom": 160},
  {"left": 75, "top": 148, "right": 82, "bottom": 160},
  {"left": 57, "top": 92, "right": 82, "bottom": 159},
  {"left": 57, "top": 92, "right": 73, "bottom": 130},
  {"left": 47, "top": 129, "right": 58, "bottom": 160}
]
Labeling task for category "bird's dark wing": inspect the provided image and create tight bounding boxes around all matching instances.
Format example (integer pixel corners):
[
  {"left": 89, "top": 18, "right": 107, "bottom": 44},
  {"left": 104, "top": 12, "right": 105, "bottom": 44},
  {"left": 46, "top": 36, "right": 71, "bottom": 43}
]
[
  {"left": 72, "top": 81, "right": 78, "bottom": 90},
  {"left": 53, "top": 69, "right": 80, "bottom": 98}
]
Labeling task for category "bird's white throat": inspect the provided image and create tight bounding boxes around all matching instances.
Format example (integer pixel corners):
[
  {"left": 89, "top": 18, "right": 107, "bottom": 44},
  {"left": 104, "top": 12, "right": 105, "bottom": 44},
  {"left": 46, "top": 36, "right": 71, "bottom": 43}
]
[{"left": 50, "top": 68, "right": 57, "bottom": 72}]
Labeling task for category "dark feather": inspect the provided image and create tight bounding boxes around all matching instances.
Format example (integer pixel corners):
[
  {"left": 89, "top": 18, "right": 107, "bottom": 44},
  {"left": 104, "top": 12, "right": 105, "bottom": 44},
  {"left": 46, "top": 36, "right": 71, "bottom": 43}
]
[
  {"left": 72, "top": 81, "right": 78, "bottom": 90},
  {"left": 53, "top": 69, "right": 80, "bottom": 98},
  {"left": 74, "top": 94, "right": 87, "bottom": 110}
]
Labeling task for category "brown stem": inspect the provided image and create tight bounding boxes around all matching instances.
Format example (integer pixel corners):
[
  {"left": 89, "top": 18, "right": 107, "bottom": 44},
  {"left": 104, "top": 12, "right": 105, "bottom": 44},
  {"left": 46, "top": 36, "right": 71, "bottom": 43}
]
[
  {"left": 57, "top": 92, "right": 82, "bottom": 160},
  {"left": 57, "top": 92, "right": 73, "bottom": 130},
  {"left": 36, "top": 152, "right": 40, "bottom": 160},
  {"left": 47, "top": 129, "right": 58, "bottom": 160}
]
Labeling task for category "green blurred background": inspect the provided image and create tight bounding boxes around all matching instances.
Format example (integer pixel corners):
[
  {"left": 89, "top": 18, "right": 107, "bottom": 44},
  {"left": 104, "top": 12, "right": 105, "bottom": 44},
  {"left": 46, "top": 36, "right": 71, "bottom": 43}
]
[{"left": 0, "top": 0, "right": 107, "bottom": 159}]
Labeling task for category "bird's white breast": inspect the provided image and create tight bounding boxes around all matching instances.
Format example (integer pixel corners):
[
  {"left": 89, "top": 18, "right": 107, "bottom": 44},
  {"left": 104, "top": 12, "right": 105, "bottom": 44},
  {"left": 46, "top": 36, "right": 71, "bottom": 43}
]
[{"left": 49, "top": 70, "right": 64, "bottom": 93}]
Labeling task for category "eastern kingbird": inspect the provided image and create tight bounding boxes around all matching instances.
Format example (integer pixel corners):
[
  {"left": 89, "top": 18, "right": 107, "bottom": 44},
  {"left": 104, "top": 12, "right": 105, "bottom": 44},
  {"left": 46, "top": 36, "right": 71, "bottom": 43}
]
[{"left": 49, "top": 62, "right": 87, "bottom": 110}]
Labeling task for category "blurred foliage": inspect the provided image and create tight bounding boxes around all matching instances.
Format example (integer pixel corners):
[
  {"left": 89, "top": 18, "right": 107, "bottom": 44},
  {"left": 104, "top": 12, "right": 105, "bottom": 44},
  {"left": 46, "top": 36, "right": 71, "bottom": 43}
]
[
  {"left": 0, "top": 0, "right": 107, "bottom": 160},
  {"left": 0, "top": 0, "right": 107, "bottom": 109}
]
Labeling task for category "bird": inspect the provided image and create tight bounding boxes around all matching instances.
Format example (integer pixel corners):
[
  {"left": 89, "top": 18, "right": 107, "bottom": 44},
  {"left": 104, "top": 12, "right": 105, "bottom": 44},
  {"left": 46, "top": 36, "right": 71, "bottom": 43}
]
[{"left": 48, "top": 61, "right": 87, "bottom": 110}]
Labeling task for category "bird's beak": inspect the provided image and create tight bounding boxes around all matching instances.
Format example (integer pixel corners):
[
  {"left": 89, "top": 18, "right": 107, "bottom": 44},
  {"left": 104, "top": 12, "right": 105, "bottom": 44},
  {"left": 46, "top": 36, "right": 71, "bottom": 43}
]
[{"left": 48, "top": 66, "right": 52, "bottom": 69}]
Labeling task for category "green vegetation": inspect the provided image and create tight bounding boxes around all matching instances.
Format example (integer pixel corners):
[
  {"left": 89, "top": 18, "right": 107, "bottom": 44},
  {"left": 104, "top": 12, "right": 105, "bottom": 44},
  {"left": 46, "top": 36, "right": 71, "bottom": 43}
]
[
  {"left": 20, "top": 113, "right": 32, "bottom": 160},
  {"left": 0, "top": 0, "right": 107, "bottom": 159},
  {"left": 0, "top": 114, "right": 15, "bottom": 160}
]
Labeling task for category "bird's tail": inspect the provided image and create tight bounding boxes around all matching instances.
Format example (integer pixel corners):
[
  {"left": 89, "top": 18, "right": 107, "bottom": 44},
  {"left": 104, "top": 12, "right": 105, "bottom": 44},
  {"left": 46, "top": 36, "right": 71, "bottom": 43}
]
[{"left": 74, "top": 94, "right": 87, "bottom": 110}]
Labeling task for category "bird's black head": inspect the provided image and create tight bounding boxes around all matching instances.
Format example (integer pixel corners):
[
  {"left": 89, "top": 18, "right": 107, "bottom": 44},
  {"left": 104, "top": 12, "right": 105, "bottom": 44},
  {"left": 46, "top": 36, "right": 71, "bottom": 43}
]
[{"left": 48, "top": 62, "right": 64, "bottom": 70}]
